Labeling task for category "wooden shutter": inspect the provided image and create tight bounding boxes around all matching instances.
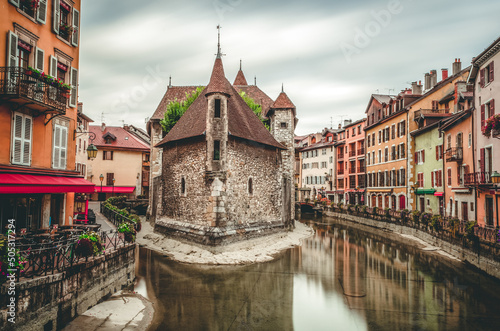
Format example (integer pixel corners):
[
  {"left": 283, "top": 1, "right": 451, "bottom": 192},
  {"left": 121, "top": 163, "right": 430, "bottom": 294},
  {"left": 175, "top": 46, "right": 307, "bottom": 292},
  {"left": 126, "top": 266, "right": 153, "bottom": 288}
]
[
  {"left": 53, "top": 0, "right": 60, "bottom": 34},
  {"left": 481, "top": 104, "right": 485, "bottom": 127},
  {"left": 490, "top": 62, "right": 494, "bottom": 82},
  {"left": 435, "top": 146, "right": 439, "bottom": 160},
  {"left": 49, "top": 56, "right": 58, "bottom": 77},
  {"left": 11, "top": 113, "right": 32, "bottom": 165},
  {"left": 491, "top": 99, "right": 495, "bottom": 116},
  {"left": 60, "top": 126, "right": 67, "bottom": 169},
  {"left": 53, "top": 125, "right": 61, "bottom": 168},
  {"left": 447, "top": 169, "right": 451, "bottom": 186},
  {"left": 397, "top": 123, "right": 400, "bottom": 137},
  {"left": 72, "top": 8, "right": 80, "bottom": 46},
  {"left": 23, "top": 116, "right": 32, "bottom": 165},
  {"left": 69, "top": 67, "right": 78, "bottom": 107},
  {"left": 7, "top": 31, "right": 19, "bottom": 67},
  {"left": 402, "top": 121, "right": 406, "bottom": 135},
  {"left": 480, "top": 69, "right": 485, "bottom": 87},
  {"left": 480, "top": 148, "right": 485, "bottom": 172},
  {"left": 34, "top": 47, "right": 44, "bottom": 71},
  {"left": 422, "top": 150, "right": 425, "bottom": 162},
  {"left": 37, "top": 0, "right": 47, "bottom": 24},
  {"left": 415, "top": 152, "right": 418, "bottom": 164},
  {"left": 8, "top": 0, "right": 20, "bottom": 7},
  {"left": 12, "top": 114, "right": 23, "bottom": 164},
  {"left": 431, "top": 172, "right": 435, "bottom": 187}
]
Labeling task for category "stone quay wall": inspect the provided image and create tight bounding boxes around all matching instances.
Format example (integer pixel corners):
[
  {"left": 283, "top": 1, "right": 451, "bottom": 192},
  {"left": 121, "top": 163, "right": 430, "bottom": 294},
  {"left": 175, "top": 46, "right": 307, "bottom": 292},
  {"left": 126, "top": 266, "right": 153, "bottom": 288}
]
[
  {"left": 325, "top": 210, "right": 500, "bottom": 280},
  {"left": 0, "top": 244, "right": 135, "bottom": 331}
]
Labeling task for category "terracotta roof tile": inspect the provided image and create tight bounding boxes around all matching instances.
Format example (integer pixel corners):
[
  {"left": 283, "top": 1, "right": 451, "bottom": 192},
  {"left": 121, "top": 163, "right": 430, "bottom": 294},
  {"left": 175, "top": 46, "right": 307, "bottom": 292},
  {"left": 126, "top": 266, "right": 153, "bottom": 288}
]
[
  {"left": 235, "top": 85, "right": 274, "bottom": 118},
  {"left": 156, "top": 57, "right": 284, "bottom": 150},
  {"left": 150, "top": 86, "right": 201, "bottom": 121},
  {"left": 272, "top": 92, "right": 295, "bottom": 109},
  {"left": 90, "top": 126, "right": 150, "bottom": 150},
  {"left": 233, "top": 69, "right": 248, "bottom": 85}
]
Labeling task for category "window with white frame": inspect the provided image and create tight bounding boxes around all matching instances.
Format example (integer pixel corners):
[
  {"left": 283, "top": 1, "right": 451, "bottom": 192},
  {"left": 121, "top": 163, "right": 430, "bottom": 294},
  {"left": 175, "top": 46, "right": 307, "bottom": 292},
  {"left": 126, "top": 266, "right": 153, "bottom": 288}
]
[
  {"left": 9, "top": 0, "right": 47, "bottom": 23},
  {"left": 11, "top": 112, "right": 32, "bottom": 166},
  {"left": 52, "top": 123, "right": 68, "bottom": 169},
  {"left": 52, "top": 0, "right": 80, "bottom": 47}
]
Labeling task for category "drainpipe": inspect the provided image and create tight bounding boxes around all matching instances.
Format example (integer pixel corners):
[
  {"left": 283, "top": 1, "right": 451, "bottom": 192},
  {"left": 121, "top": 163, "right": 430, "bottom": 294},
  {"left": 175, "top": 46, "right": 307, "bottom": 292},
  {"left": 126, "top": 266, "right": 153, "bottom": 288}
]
[{"left": 471, "top": 107, "right": 477, "bottom": 224}]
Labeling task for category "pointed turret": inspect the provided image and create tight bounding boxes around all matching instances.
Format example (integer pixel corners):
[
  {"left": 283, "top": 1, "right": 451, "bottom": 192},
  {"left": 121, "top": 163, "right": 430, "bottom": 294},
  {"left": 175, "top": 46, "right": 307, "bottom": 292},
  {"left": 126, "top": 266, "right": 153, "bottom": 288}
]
[
  {"left": 205, "top": 57, "right": 233, "bottom": 96},
  {"left": 233, "top": 60, "right": 248, "bottom": 86},
  {"left": 272, "top": 91, "right": 296, "bottom": 110}
]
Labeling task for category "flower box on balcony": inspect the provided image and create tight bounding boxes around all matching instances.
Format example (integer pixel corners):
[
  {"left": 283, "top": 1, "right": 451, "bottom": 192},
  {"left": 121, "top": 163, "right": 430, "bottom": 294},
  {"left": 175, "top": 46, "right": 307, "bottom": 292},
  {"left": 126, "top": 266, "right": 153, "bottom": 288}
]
[{"left": 482, "top": 114, "right": 500, "bottom": 137}]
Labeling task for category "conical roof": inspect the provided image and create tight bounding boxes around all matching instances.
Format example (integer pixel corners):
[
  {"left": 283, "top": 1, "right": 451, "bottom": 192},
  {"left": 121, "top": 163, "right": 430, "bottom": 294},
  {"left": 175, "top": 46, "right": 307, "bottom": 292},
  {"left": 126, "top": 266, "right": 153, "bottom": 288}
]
[
  {"left": 272, "top": 91, "right": 296, "bottom": 109},
  {"left": 233, "top": 69, "right": 248, "bottom": 85},
  {"left": 204, "top": 57, "right": 233, "bottom": 96},
  {"left": 156, "top": 57, "right": 285, "bottom": 150}
]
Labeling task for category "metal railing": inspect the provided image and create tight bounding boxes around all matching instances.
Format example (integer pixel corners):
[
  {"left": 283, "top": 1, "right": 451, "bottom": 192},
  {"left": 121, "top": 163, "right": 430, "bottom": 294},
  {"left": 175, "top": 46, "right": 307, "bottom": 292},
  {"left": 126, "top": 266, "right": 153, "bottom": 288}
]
[
  {"left": 464, "top": 172, "right": 492, "bottom": 186},
  {"left": 101, "top": 203, "right": 140, "bottom": 231},
  {"left": 357, "top": 148, "right": 365, "bottom": 155},
  {"left": 349, "top": 150, "right": 356, "bottom": 157},
  {"left": 445, "top": 147, "right": 463, "bottom": 162},
  {"left": 0, "top": 66, "right": 67, "bottom": 113},
  {"left": 414, "top": 108, "right": 450, "bottom": 120},
  {"left": 15, "top": 230, "right": 130, "bottom": 281}
]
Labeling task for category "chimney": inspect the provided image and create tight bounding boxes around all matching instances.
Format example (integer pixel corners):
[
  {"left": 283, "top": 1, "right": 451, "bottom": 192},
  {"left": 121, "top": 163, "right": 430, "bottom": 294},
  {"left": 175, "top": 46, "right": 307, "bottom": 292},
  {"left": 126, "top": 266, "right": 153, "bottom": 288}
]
[
  {"left": 101, "top": 123, "right": 106, "bottom": 132},
  {"left": 452, "top": 58, "right": 462, "bottom": 75},
  {"left": 430, "top": 70, "right": 437, "bottom": 89},
  {"left": 123, "top": 124, "right": 129, "bottom": 131},
  {"left": 412, "top": 80, "right": 423, "bottom": 95},
  {"left": 344, "top": 119, "right": 352, "bottom": 127},
  {"left": 424, "top": 73, "right": 431, "bottom": 91},
  {"left": 442, "top": 68, "right": 448, "bottom": 81},
  {"left": 338, "top": 123, "right": 341, "bottom": 129}
]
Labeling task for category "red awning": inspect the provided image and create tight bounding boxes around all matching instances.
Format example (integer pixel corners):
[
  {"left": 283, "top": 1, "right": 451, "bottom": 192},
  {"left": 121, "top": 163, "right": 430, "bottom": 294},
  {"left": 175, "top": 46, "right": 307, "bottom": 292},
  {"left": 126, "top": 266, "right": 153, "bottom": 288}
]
[
  {"left": 434, "top": 192, "right": 444, "bottom": 197},
  {"left": 0, "top": 173, "right": 95, "bottom": 194},
  {"left": 95, "top": 186, "right": 135, "bottom": 193}
]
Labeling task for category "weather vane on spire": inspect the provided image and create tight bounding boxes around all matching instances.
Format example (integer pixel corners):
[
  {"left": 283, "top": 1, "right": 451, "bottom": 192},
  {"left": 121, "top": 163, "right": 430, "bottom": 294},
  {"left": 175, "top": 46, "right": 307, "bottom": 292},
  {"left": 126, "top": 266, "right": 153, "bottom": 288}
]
[{"left": 216, "top": 25, "right": 225, "bottom": 58}]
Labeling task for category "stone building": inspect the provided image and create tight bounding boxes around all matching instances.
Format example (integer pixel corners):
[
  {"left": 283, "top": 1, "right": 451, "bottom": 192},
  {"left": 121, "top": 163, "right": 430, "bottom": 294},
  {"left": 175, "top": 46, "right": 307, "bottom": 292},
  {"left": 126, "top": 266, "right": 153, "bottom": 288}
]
[{"left": 152, "top": 51, "right": 297, "bottom": 245}]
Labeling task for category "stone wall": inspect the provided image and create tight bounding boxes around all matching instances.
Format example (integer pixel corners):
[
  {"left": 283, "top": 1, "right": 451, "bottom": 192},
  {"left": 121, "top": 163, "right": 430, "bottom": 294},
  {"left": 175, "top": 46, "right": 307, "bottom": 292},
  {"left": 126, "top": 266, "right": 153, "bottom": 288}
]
[
  {"left": 325, "top": 210, "right": 500, "bottom": 280},
  {"left": 161, "top": 138, "right": 211, "bottom": 225},
  {"left": 0, "top": 244, "right": 135, "bottom": 331},
  {"left": 147, "top": 120, "right": 164, "bottom": 218}
]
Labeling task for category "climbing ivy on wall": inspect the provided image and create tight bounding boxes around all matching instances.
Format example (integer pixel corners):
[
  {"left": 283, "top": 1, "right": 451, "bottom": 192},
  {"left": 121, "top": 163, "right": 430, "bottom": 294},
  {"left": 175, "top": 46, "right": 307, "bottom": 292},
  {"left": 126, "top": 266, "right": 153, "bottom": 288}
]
[{"left": 160, "top": 87, "right": 205, "bottom": 134}]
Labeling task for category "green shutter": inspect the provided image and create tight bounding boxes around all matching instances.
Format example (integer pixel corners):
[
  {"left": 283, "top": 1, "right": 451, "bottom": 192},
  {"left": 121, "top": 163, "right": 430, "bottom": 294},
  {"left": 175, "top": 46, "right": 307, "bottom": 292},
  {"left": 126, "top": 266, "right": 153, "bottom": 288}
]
[
  {"left": 34, "top": 47, "right": 45, "bottom": 71},
  {"left": 8, "top": 0, "right": 20, "bottom": 8}
]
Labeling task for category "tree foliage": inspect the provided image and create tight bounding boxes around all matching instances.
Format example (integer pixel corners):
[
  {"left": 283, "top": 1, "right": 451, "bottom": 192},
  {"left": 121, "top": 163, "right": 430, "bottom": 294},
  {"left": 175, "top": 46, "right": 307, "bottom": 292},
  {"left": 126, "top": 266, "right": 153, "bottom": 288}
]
[
  {"left": 160, "top": 87, "right": 205, "bottom": 134},
  {"left": 160, "top": 87, "right": 270, "bottom": 133},
  {"left": 239, "top": 91, "right": 270, "bottom": 130}
]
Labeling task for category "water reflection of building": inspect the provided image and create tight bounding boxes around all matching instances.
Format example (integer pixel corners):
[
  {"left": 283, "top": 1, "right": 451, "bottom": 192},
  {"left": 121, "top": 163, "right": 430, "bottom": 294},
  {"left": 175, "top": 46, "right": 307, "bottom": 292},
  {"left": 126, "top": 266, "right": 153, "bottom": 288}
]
[
  {"left": 136, "top": 248, "right": 294, "bottom": 330},
  {"left": 299, "top": 225, "right": 467, "bottom": 330}
]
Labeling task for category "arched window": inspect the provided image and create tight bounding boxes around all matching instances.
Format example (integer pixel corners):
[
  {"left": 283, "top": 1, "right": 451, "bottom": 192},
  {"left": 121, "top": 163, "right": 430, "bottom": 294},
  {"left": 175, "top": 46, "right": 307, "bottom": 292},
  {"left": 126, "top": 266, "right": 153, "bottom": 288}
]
[
  {"left": 181, "top": 177, "right": 186, "bottom": 195},
  {"left": 248, "top": 177, "right": 253, "bottom": 195}
]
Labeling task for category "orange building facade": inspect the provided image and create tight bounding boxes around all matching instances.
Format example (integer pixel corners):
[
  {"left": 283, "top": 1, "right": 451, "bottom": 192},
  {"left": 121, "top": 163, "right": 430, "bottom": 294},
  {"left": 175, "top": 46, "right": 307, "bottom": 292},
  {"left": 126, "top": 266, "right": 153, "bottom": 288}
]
[
  {"left": 0, "top": 0, "right": 91, "bottom": 231},
  {"left": 343, "top": 118, "right": 366, "bottom": 205},
  {"left": 364, "top": 92, "right": 420, "bottom": 210}
]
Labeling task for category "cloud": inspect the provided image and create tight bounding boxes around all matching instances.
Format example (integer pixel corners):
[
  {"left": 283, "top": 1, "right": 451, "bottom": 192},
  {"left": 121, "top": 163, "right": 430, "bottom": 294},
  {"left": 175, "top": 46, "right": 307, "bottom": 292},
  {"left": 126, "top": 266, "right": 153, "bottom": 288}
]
[{"left": 78, "top": 0, "right": 500, "bottom": 136}]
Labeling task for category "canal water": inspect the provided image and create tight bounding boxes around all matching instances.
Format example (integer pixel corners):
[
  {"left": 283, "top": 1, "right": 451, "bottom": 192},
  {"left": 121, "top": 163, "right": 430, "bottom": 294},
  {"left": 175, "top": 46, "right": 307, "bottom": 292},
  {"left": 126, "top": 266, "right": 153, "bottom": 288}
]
[{"left": 134, "top": 215, "right": 500, "bottom": 330}]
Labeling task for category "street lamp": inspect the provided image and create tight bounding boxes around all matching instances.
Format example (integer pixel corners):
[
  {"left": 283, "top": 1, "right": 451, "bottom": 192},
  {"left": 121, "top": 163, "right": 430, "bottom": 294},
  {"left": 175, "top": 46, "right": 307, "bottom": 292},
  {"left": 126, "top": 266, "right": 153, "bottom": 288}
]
[
  {"left": 112, "top": 178, "right": 115, "bottom": 196},
  {"left": 99, "top": 174, "right": 104, "bottom": 192},
  {"left": 492, "top": 171, "right": 500, "bottom": 184},
  {"left": 74, "top": 131, "right": 98, "bottom": 160}
]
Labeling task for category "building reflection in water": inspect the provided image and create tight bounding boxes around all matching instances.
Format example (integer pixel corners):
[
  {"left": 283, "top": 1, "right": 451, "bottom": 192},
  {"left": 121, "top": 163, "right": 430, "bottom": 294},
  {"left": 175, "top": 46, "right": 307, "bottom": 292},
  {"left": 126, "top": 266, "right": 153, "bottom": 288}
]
[{"left": 135, "top": 219, "right": 500, "bottom": 331}]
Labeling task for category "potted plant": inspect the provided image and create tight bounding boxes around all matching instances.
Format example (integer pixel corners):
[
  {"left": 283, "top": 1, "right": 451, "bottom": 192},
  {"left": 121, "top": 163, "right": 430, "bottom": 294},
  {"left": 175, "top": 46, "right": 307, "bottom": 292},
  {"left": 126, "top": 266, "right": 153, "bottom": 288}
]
[
  {"left": 482, "top": 114, "right": 500, "bottom": 137},
  {"left": 59, "top": 23, "right": 74, "bottom": 38},
  {"left": 118, "top": 222, "right": 136, "bottom": 243},
  {"left": 21, "top": 0, "right": 39, "bottom": 11},
  {"left": 75, "top": 231, "right": 103, "bottom": 257}
]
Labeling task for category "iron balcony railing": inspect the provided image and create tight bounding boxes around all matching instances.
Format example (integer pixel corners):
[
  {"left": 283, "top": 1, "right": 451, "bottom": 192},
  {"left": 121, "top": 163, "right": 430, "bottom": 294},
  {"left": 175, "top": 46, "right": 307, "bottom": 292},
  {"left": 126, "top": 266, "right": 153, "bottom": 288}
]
[
  {"left": 357, "top": 148, "right": 365, "bottom": 155},
  {"left": 0, "top": 66, "right": 67, "bottom": 113},
  {"left": 338, "top": 169, "right": 344, "bottom": 175},
  {"left": 349, "top": 150, "right": 356, "bottom": 157},
  {"left": 357, "top": 166, "right": 365, "bottom": 173},
  {"left": 464, "top": 172, "right": 492, "bottom": 186},
  {"left": 337, "top": 154, "right": 344, "bottom": 161},
  {"left": 445, "top": 147, "right": 463, "bottom": 162},
  {"left": 349, "top": 167, "right": 356, "bottom": 173}
]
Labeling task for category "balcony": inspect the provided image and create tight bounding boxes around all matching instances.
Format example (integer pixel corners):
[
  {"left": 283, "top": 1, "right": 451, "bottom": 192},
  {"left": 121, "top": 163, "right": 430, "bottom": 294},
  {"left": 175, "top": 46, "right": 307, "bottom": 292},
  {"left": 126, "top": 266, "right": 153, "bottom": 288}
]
[
  {"left": 464, "top": 172, "right": 493, "bottom": 186},
  {"left": 357, "top": 166, "right": 365, "bottom": 173},
  {"left": 349, "top": 167, "right": 356, "bottom": 173},
  {"left": 445, "top": 147, "right": 463, "bottom": 162},
  {"left": 0, "top": 67, "right": 67, "bottom": 114},
  {"left": 337, "top": 154, "right": 344, "bottom": 161},
  {"left": 349, "top": 150, "right": 356, "bottom": 157},
  {"left": 357, "top": 148, "right": 365, "bottom": 155},
  {"left": 414, "top": 108, "right": 450, "bottom": 121},
  {"left": 338, "top": 169, "right": 344, "bottom": 175}
]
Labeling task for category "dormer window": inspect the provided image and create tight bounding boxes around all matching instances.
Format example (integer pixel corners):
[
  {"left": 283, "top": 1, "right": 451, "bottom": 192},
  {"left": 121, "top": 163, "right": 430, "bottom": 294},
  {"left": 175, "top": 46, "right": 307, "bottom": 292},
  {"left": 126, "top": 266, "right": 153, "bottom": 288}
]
[
  {"left": 102, "top": 132, "right": 116, "bottom": 145},
  {"left": 105, "top": 137, "right": 112, "bottom": 144}
]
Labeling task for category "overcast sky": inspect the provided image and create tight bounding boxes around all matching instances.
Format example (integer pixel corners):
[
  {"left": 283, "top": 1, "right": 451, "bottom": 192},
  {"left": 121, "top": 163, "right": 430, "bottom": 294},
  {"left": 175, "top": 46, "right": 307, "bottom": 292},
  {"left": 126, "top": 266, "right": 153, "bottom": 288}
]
[{"left": 79, "top": 0, "right": 500, "bottom": 136}]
